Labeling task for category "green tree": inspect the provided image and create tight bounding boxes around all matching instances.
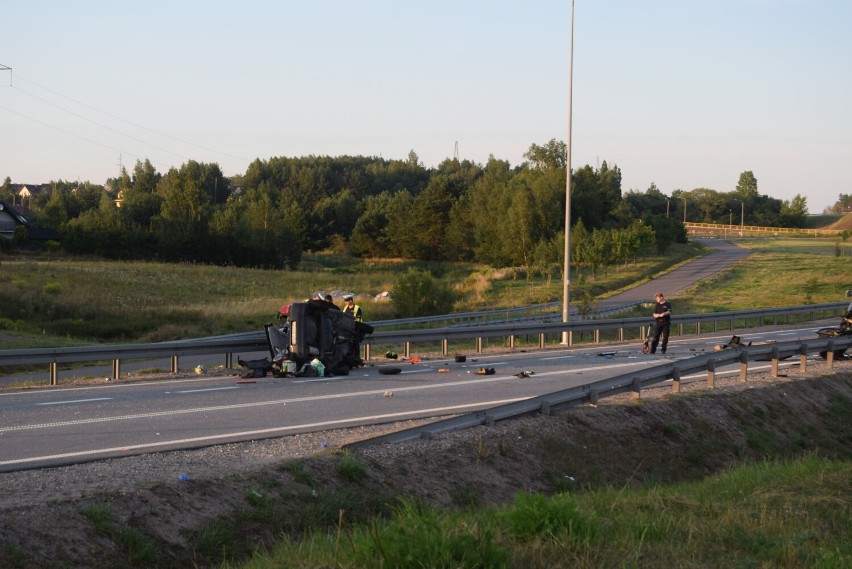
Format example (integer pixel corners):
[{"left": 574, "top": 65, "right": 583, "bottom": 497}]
[
  {"left": 735, "top": 171, "right": 758, "bottom": 199},
  {"left": 154, "top": 161, "right": 213, "bottom": 260},
  {"left": 351, "top": 192, "right": 393, "bottom": 257},
  {"left": 779, "top": 194, "right": 808, "bottom": 228},
  {"left": 120, "top": 160, "right": 163, "bottom": 229}
]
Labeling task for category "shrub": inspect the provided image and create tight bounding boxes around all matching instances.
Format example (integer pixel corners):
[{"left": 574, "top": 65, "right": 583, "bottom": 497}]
[{"left": 392, "top": 267, "right": 458, "bottom": 317}]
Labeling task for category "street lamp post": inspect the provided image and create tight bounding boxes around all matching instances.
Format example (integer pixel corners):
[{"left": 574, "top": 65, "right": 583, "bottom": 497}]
[
  {"left": 561, "top": 0, "right": 575, "bottom": 345},
  {"left": 682, "top": 197, "right": 687, "bottom": 223}
]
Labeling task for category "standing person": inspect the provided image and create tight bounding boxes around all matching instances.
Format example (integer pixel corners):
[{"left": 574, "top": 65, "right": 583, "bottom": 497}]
[
  {"left": 650, "top": 292, "right": 672, "bottom": 354},
  {"left": 342, "top": 294, "right": 363, "bottom": 322}
]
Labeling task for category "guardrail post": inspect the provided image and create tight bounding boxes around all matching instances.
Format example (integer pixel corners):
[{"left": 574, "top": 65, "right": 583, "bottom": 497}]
[
  {"left": 696, "top": 321, "right": 701, "bottom": 335},
  {"left": 50, "top": 361, "right": 58, "bottom": 386},
  {"left": 539, "top": 333, "right": 545, "bottom": 349},
  {"left": 671, "top": 367, "right": 681, "bottom": 393},
  {"left": 707, "top": 358, "right": 716, "bottom": 389},
  {"left": 112, "top": 359, "right": 121, "bottom": 380},
  {"left": 826, "top": 341, "right": 835, "bottom": 369},
  {"left": 403, "top": 342, "right": 411, "bottom": 359},
  {"left": 441, "top": 339, "right": 448, "bottom": 356},
  {"left": 589, "top": 388, "right": 599, "bottom": 405},
  {"left": 540, "top": 401, "right": 551, "bottom": 416},
  {"left": 631, "top": 377, "right": 641, "bottom": 400},
  {"left": 770, "top": 347, "right": 779, "bottom": 378},
  {"left": 509, "top": 335, "right": 515, "bottom": 349},
  {"left": 799, "top": 345, "right": 807, "bottom": 373},
  {"left": 619, "top": 327, "right": 624, "bottom": 342},
  {"left": 170, "top": 355, "right": 178, "bottom": 374},
  {"left": 594, "top": 329, "right": 600, "bottom": 344},
  {"left": 363, "top": 344, "right": 371, "bottom": 362},
  {"left": 476, "top": 337, "right": 483, "bottom": 353},
  {"left": 739, "top": 351, "right": 749, "bottom": 382},
  {"left": 225, "top": 353, "right": 233, "bottom": 369}
]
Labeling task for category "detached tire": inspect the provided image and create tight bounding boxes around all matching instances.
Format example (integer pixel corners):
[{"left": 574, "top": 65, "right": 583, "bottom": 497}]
[{"left": 378, "top": 366, "right": 402, "bottom": 375}]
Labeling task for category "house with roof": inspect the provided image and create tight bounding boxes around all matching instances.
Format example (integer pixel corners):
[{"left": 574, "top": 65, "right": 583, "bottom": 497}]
[
  {"left": 0, "top": 199, "right": 60, "bottom": 242},
  {"left": 8, "top": 183, "right": 47, "bottom": 207}
]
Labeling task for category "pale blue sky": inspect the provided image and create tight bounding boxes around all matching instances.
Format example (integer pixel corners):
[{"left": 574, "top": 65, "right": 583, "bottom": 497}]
[{"left": 2, "top": 0, "right": 849, "bottom": 212}]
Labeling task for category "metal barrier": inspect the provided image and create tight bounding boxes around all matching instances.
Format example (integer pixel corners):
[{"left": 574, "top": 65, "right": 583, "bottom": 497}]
[
  {"left": 347, "top": 335, "right": 852, "bottom": 448},
  {"left": 0, "top": 302, "right": 847, "bottom": 385}
]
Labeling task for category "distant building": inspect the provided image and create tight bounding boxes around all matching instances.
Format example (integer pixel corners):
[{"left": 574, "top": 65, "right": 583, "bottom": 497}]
[
  {"left": 0, "top": 199, "right": 60, "bottom": 242},
  {"left": 8, "top": 183, "right": 48, "bottom": 206}
]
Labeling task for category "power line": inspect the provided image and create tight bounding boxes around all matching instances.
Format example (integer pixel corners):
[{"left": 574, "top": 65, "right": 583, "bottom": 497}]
[
  {"left": 0, "top": 103, "right": 141, "bottom": 160},
  {"left": 12, "top": 84, "right": 194, "bottom": 162},
  {"left": 14, "top": 74, "right": 248, "bottom": 163}
]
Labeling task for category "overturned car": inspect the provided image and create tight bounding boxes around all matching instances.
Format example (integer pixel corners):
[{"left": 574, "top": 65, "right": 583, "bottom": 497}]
[{"left": 263, "top": 299, "right": 374, "bottom": 376}]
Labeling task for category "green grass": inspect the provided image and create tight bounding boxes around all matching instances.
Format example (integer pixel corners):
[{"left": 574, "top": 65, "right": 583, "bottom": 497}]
[
  {"left": 0, "top": 244, "right": 701, "bottom": 346},
  {"left": 81, "top": 503, "right": 160, "bottom": 565},
  {"left": 236, "top": 456, "right": 852, "bottom": 569}
]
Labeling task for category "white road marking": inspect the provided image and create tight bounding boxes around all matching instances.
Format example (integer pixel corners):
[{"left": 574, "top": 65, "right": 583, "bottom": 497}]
[
  {"left": 1, "top": 360, "right": 651, "bottom": 434},
  {"left": 174, "top": 386, "right": 240, "bottom": 394},
  {"left": 36, "top": 398, "right": 112, "bottom": 406},
  {"left": 0, "top": 399, "right": 526, "bottom": 466}
]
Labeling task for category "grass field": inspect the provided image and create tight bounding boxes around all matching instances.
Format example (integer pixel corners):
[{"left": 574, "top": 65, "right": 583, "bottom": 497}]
[
  {"left": 0, "top": 243, "right": 704, "bottom": 346},
  {"left": 0, "top": 237, "right": 848, "bottom": 347}
]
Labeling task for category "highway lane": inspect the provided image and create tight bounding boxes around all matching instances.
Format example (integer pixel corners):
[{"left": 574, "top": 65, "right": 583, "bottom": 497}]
[{"left": 0, "top": 322, "right": 829, "bottom": 472}]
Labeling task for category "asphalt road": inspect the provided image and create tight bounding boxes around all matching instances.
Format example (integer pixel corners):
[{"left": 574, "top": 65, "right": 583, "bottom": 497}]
[
  {"left": 597, "top": 237, "right": 750, "bottom": 309},
  {"left": 0, "top": 321, "right": 833, "bottom": 472}
]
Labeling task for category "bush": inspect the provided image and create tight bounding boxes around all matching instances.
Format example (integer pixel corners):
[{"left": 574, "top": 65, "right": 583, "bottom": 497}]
[{"left": 391, "top": 268, "right": 457, "bottom": 317}]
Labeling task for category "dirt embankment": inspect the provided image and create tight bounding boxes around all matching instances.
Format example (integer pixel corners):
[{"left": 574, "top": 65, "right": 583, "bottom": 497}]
[
  {"left": 0, "top": 363, "right": 850, "bottom": 568},
  {"left": 823, "top": 213, "right": 852, "bottom": 231}
]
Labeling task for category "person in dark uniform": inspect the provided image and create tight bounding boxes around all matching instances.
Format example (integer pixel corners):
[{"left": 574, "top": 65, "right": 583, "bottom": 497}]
[{"left": 650, "top": 292, "right": 672, "bottom": 354}]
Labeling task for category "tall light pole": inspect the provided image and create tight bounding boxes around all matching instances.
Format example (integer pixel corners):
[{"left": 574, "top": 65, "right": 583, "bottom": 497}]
[
  {"left": 741, "top": 201, "right": 745, "bottom": 229},
  {"left": 561, "top": 0, "right": 575, "bottom": 345},
  {"left": 682, "top": 196, "right": 687, "bottom": 223}
]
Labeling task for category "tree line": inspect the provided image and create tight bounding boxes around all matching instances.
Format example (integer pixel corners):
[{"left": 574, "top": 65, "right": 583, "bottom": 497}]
[{"left": 1, "top": 140, "right": 812, "bottom": 274}]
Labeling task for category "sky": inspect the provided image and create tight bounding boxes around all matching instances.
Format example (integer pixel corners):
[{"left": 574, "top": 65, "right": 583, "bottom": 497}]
[{"left": 1, "top": 0, "right": 850, "bottom": 213}]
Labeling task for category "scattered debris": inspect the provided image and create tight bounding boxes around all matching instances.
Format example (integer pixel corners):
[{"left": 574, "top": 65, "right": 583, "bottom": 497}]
[
  {"left": 714, "top": 335, "right": 751, "bottom": 350},
  {"left": 515, "top": 370, "right": 535, "bottom": 378},
  {"left": 385, "top": 351, "right": 398, "bottom": 359},
  {"left": 475, "top": 367, "right": 496, "bottom": 375},
  {"left": 194, "top": 365, "right": 206, "bottom": 375},
  {"left": 378, "top": 366, "right": 402, "bottom": 375},
  {"left": 383, "top": 390, "right": 394, "bottom": 397},
  {"left": 454, "top": 355, "right": 466, "bottom": 362},
  {"left": 438, "top": 368, "right": 450, "bottom": 373}
]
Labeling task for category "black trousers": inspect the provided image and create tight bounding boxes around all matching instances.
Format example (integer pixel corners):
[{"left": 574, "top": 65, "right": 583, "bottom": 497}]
[{"left": 650, "top": 319, "right": 670, "bottom": 353}]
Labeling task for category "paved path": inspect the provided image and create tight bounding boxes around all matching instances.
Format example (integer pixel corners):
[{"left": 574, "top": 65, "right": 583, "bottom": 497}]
[{"left": 596, "top": 238, "right": 751, "bottom": 309}]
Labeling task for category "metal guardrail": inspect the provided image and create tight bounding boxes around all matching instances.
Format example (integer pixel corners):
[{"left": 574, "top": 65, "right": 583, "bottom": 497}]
[
  {"left": 347, "top": 335, "right": 852, "bottom": 448},
  {"left": 685, "top": 222, "right": 842, "bottom": 236},
  {"left": 369, "top": 302, "right": 558, "bottom": 329},
  {"left": 0, "top": 302, "right": 847, "bottom": 385},
  {"left": 362, "top": 302, "right": 849, "bottom": 359}
]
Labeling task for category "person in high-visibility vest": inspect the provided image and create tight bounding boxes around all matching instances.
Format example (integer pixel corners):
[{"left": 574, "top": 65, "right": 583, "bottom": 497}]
[{"left": 342, "top": 294, "right": 362, "bottom": 322}]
